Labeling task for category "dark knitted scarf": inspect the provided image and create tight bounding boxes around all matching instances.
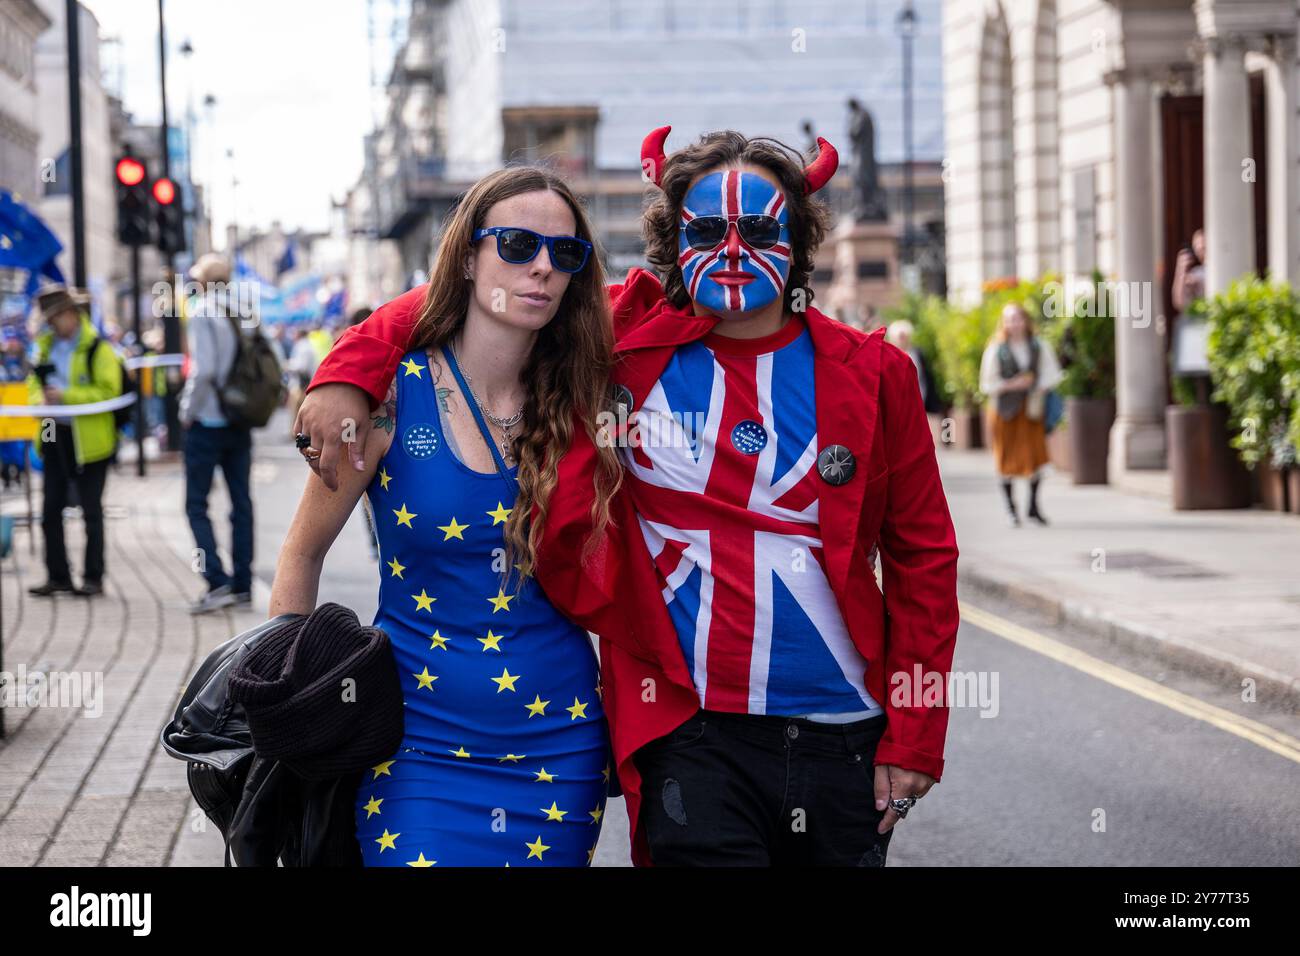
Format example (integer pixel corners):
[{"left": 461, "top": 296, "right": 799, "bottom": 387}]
[{"left": 226, "top": 603, "right": 403, "bottom": 780}]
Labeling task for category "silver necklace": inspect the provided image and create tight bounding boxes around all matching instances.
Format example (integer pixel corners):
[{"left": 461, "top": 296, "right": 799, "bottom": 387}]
[{"left": 450, "top": 340, "right": 524, "bottom": 461}]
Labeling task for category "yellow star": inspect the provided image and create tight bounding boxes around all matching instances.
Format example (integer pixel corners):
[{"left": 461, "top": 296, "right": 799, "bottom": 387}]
[
  {"left": 525, "top": 694, "right": 550, "bottom": 718},
  {"left": 525, "top": 835, "right": 550, "bottom": 860},
  {"left": 533, "top": 767, "right": 556, "bottom": 783},
  {"left": 589, "top": 804, "right": 604, "bottom": 824},
  {"left": 362, "top": 796, "right": 383, "bottom": 818},
  {"left": 376, "top": 829, "right": 399, "bottom": 852},
  {"left": 378, "top": 466, "right": 392, "bottom": 490},
  {"left": 406, "top": 852, "right": 436, "bottom": 867},
  {"left": 371, "top": 759, "right": 395, "bottom": 779},
  {"left": 401, "top": 357, "right": 424, "bottom": 377},
  {"left": 393, "top": 503, "right": 416, "bottom": 527},
  {"left": 588, "top": 844, "right": 597, "bottom": 864},
  {"left": 487, "top": 589, "right": 514, "bottom": 613},
  {"left": 413, "top": 667, "right": 438, "bottom": 691},
  {"left": 566, "top": 697, "right": 589, "bottom": 720},
  {"left": 478, "top": 629, "right": 504, "bottom": 652},
  {"left": 487, "top": 501, "right": 513, "bottom": 525},
  {"left": 448, "top": 745, "right": 471, "bottom": 759},
  {"left": 438, "top": 516, "right": 469, "bottom": 540},
  {"left": 601, "top": 763, "right": 611, "bottom": 783},
  {"left": 491, "top": 667, "right": 520, "bottom": 693},
  {"left": 387, "top": 556, "right": 405, "bottom": 578},
  {"left": 412, "top": 589, "right": 436, "bottom": 612},
  {"left": 428, "top": 630, "right": 449, "bottom": 650},
  {"left": 498, "top": 753, "right": 526, "bottom": 763},
  {"left": 541, "top": 801, "right": 568, "bottom": 822},
  {"left": 595, "top": 680, "right": 603, "bottom": 700}
]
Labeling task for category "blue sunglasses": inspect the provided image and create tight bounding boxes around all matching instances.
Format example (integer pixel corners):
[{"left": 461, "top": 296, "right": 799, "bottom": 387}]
[{"left": 470, "top": 226, "right": 592, "bottom": 273}]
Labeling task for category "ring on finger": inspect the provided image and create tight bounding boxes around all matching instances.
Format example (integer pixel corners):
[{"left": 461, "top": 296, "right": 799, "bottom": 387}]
[{"left": 888, "top": 796, "right": 917, "bottom": 819}]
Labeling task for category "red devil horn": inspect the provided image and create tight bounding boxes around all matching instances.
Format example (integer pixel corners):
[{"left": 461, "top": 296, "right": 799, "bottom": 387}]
[
  {"left": 802, "top": 137, "right": 839, "bottom": 195},
  {"left": 641, "top": 125, "right": 672, "bottom": 188}
]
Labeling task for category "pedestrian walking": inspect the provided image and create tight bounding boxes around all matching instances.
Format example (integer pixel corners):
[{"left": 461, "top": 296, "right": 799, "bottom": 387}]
[
  {"left": 1, "top": 325, "right": 33, "bottom": 491},
  {"left": 887, "top": 318, "right": 944, "bottom": 414},
  {"left": 979, "top": 301, "right": 1063, "bottom": 526},
  {"left": 25, "top": 286, "right": 122, "bottom": 597},
  {"left": 179, "top": 253, "right": 255, "bottom": 614},
  {"left": 271, "top": 165, "right": 620, "bottom": 867},
  {"left": 297, "top": 129, "right": 961, "bottom": 867},
  {"left": 1171, "top": 227, "right": 1206, "bottom": 314}
]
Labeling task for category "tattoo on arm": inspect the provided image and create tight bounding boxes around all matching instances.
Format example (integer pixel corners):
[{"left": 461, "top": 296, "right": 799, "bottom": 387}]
[
  {"left": 429, "top": 354, "right": 454, "bottom": 414},
  {"left": 372, "top": 376, "right": 398, "bottom": 433}
]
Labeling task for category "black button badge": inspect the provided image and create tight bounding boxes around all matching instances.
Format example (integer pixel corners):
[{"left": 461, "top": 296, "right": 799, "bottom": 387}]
[
  {"left": 612, "top": 383, "right": 634, "bottom": 417},
  {"left": 816, "top": 444, "right": 856, "bottom": 485}
]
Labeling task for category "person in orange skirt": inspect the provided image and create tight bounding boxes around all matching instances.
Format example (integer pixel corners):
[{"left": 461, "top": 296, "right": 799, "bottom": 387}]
[{"left": 979, "top": 302, "right": 1061, "bottom": 526}]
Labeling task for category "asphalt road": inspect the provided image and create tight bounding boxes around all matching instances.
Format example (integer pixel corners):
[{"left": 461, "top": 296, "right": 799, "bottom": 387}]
[{"left": 244, "top": 415, "right": 1300, "bottom": 867}]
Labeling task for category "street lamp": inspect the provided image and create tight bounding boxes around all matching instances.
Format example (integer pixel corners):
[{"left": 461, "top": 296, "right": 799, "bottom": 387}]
[{"left": 896, "top": 1, "right": 917, "bottom": 282}]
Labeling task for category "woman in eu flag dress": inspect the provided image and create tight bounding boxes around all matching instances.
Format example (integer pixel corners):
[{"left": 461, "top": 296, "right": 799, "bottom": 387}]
[{"left": 269, "top": 166, "right": 623, "bottom": 866}]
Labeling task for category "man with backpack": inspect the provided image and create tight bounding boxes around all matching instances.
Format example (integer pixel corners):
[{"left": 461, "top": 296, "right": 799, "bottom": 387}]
[
  {"left": 180, "top": 253, "right": 283, "bottom": 614},
  {"left": 25, "top": 286, "right": 123, "bottom": 598}
]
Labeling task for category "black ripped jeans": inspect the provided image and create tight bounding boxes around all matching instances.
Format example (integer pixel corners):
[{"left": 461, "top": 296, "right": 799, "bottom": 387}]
[{"left": 633, "top": 709, "right": 894, "bottom": 866}]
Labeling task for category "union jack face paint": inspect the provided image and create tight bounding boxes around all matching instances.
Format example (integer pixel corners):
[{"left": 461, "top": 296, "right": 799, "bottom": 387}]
[{"left": 679, "top": 170, "right": 791, "bottom": 315}]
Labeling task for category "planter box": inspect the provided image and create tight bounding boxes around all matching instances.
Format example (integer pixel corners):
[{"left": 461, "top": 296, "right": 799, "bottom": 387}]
[
  {"left": 1066, "top": 397, "right": 1116, "bottom": 485},
  {"left": 1166, "top": 404, "right": 1252, "bottom": 510},
  {"left": 1259, "top": 464, "right": 1289, "bottom": 511},
  {"left": 949, "top": 407, "right": 984, "bottom": 450},
  {"left": 1288, "top": 467, "right": 1300, "bottom": 515}
]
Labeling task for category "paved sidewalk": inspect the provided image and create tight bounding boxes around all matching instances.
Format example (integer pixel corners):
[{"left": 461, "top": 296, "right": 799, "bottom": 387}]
[
  {"left": 940, "top": 449, "right": 1300, "bottom": 709},
  {"left": 0, "top": 429, "right": 633, "bottom": 867},
  {"left": 0, "top": 457, "right": 258, "bottom": 867}
]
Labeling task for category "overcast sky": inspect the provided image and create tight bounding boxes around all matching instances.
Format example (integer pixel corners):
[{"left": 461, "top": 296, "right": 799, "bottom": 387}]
[{"left": 82, "top": 0, "right": 397, "bottom": 243}]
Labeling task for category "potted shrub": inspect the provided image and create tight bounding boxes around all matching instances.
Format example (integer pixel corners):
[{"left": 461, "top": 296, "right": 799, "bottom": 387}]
[
  {"left": 1043, "top": 270, "right": 1116, "bottom": 484},
  {"left": 1205, "top": 276, "right": 1300, "bottom": 512},
  {"left": 933, "top": 297, "right": 989, "bottom": 449}
]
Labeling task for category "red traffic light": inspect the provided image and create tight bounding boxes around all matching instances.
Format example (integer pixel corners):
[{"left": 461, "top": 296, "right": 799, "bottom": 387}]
[
  {"left": 116, "top": 157, "right": 146, "bottom": 187},
  {"left": 152, "top": 177, "right": 177, "bottom": 205}
]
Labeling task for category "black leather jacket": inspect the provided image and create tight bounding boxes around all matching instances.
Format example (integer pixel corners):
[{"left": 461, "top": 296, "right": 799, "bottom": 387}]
[{"left": 160, "top": 615, "right": 366, "bottom": 866}]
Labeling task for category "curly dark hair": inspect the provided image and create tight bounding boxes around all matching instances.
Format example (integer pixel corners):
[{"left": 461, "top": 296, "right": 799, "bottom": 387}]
[{"left": 642, "top": 130, "right": 832, "bottom": 313}]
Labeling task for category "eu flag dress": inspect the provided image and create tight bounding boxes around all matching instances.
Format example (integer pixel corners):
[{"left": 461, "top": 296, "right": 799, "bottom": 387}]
[{"left": 353, "top": 346, "right": 610, "bottom": 866}]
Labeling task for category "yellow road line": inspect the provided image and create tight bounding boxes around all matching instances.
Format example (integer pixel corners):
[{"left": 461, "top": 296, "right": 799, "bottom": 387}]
[{"left": 959, "top": 600, "right": 1300, "bottom": 766}]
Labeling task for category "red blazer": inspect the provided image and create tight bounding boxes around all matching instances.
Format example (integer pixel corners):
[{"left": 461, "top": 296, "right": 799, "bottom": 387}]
[{"left": 309, "top": 270, "right": 960, "bottom": 866}]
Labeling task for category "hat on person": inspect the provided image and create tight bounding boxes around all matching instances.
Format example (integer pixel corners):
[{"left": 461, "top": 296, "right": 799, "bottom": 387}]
[
  {"left": 189, "top": 252, "right": 232, "bottom": 284},
  {"left": 35, "top": 285, "right": 91, "bottom": 322}
]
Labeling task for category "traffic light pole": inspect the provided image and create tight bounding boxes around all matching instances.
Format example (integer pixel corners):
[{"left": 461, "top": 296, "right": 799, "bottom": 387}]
[
  {"left": 131, "top": 243, "right": 146, "bottom": 477},
  {"left": 65, "top": 0, "right": 86, "bottom": 288},
  {"left": 158, "top": 0, "right": 182, "bottom": 453}
]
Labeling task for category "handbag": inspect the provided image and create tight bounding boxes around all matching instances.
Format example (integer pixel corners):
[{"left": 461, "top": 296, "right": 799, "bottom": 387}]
[{"left": 1044, "top": 389, "right": 1065, "bottom": 434}]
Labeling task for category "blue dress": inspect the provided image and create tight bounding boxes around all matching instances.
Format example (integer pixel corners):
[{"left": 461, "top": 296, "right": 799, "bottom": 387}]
[{"left": 353, "top": 346, "right": 610, "bottom": 866}]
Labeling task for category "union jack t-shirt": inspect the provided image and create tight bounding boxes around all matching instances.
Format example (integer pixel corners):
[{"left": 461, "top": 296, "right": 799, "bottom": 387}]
[{"left": 623, "top": 316, "right": 883, "bottom": 719}]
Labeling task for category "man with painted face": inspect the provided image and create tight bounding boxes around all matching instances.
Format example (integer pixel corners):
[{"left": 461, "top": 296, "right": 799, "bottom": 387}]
[{"left": 295, "top": 129, "right": 959, "bottom": 867}]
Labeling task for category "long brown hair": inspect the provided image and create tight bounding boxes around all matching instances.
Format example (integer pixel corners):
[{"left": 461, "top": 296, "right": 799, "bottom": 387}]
[
  {"left": 642, "top": 130, "right": 831, "bottom": 312},
  {"left": 992, "top": 302, "right": 1035, "bottom": 344},
  {"left": 407, "top": 165, "right": 621, "bottom": 583}
]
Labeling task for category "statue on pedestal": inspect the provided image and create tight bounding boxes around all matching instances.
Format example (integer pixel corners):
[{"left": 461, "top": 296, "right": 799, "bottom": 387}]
[{"left": 847, "top": 98, "right": 888, "bottom": 224}]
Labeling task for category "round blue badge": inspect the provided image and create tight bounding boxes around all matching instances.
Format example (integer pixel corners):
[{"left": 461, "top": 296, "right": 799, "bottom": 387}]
[
  {"left": 402, "top": 423, "right": 440, "bottom": 460},
  {"left": 731, "top": 419, "right": 768, "bottom": 455}
]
